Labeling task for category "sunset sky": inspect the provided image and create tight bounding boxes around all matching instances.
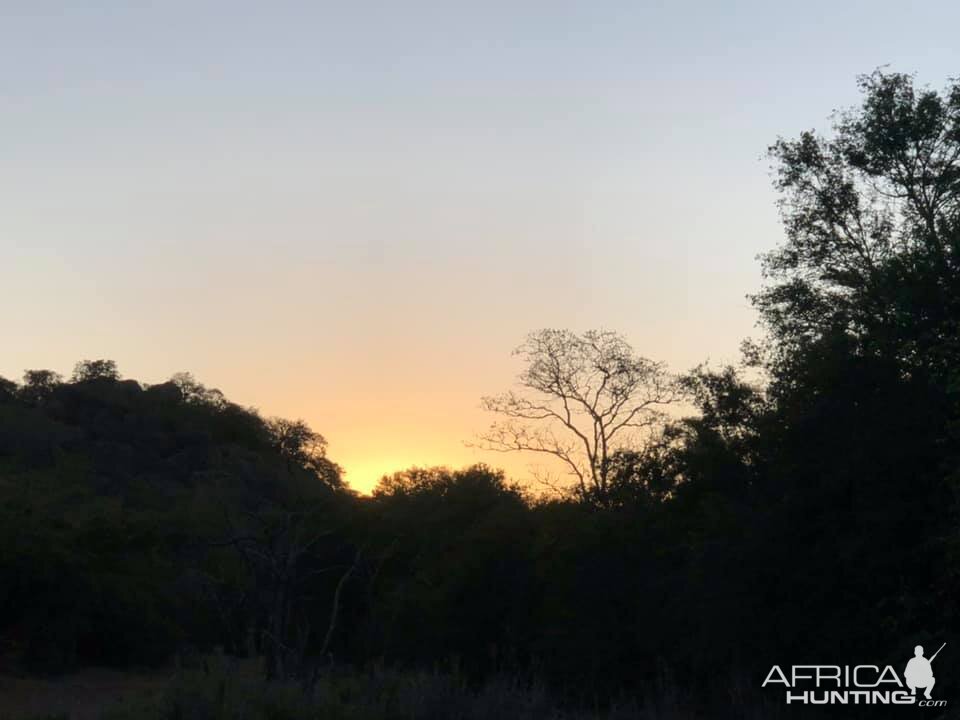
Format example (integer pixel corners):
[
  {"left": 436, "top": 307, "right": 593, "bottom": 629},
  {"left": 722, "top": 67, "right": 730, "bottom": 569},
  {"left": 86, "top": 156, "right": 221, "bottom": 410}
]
[{"left": 3, "top": 2, "right": 958, "bottom": 492}]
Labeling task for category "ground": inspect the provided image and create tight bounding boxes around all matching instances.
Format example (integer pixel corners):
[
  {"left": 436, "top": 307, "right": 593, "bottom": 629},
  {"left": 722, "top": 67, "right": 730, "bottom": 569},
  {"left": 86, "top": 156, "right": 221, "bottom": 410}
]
[{"left": 0, "top": 668, "right": 168, "bottom": 720}]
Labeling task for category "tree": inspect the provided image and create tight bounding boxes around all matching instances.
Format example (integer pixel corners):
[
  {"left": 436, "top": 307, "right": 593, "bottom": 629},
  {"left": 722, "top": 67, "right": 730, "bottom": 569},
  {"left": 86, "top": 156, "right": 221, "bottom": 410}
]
[
  {"left": 169, "top": 371, "right": 227, "bottom": 408},
  {"left": 267, "top": 418, "right": 343, "bottom": 489},
  {"left": 0, "top": 376, "right": 17, "bottom": 403},
  {"left": 213, "top": 501, "right": 359, "bottom": 681},
  {"left": 756, "top": 69, "right": 960, "bottom": 386},
  {"left": 368, "top": 465, "right": 534, "bottom": 674},
  {"left": 71, "top": 359, "right": 120, "bottom": 383},
  {"left": 478, "top": 329, "right": 678, "bottom": 505},
  {"left": 745, "top": 69, "right": 960, "bottom": 659},
  {"left": 19, "top": 369, "right": 62, "bottom": 404}
]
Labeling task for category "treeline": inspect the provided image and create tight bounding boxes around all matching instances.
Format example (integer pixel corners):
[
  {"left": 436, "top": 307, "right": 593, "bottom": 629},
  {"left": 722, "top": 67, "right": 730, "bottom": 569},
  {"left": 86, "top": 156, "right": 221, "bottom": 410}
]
[
  {"left": 0, "top": 362, "right": 348, "bottom": 672},
  {"left": 1, "top": 69, "right": 959, "bottom": 712}
]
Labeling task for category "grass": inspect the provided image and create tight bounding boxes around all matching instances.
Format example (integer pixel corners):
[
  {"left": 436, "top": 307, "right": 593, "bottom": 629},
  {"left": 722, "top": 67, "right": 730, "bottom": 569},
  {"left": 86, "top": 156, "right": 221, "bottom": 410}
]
[
  {"left": 0, "top": 667, "right": 168, "bottom": 720},
  {"left": 1, "top": 656, "right": 783, "bottom": 720}
]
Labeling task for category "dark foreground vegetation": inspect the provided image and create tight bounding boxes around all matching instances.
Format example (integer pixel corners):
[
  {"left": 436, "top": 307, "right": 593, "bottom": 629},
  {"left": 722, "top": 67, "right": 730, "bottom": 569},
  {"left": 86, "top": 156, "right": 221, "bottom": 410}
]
[
  {"left": 2, "top": 655, "right": 785, "bottom": 720},
  {"left": 2, "top": 70, "right": 960, "bottom": 718}
]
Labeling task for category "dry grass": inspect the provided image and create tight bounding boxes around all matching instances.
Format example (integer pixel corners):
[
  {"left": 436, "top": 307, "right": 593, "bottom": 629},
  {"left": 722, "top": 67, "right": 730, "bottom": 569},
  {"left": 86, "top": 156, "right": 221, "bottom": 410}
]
[
  {"left": 0, "top": 667, "right": 169, "bottom": 720},
  {"left": 0, "top": 659, "right": 780, "bottom": 720}
]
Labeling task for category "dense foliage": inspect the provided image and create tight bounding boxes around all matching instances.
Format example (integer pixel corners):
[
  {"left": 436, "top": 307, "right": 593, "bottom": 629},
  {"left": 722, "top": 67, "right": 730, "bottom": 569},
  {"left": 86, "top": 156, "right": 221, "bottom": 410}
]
[{"left": 0, "top": 367, "right": 349, "bottom": 673}]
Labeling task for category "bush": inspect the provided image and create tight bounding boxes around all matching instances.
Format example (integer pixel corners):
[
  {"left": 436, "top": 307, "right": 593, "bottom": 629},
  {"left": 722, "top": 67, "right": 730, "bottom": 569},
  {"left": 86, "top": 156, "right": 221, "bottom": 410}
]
[{"left": 92, "top": 656, "right": 727, "bottom": 720}]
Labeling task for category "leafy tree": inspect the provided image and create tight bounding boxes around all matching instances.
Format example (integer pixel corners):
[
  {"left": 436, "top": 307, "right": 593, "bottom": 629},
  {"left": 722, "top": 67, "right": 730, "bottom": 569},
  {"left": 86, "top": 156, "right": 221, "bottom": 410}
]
[
  {"left": 170, "top": 371, "right": 228, "bottom": 408},
  {"left": 739, "top": 69, "right": 960, "bottom": 661},
  {"left": 757, "top": 70, "right": 960, "bottom": 386},
  {"left": 71, "top": 359, "right": 120, "bottom": 383},
  {"left": 0, "top": 375, "right": 17, "bottom": 402},
  {"left": 18, "top": 369, "right": 62, "bottom": 404},
  {"left": 367, "top": 466, "right": 534, "bottom": 676},
  {"left": 267, "top": 418, "right": 343, "bottom": 488}
]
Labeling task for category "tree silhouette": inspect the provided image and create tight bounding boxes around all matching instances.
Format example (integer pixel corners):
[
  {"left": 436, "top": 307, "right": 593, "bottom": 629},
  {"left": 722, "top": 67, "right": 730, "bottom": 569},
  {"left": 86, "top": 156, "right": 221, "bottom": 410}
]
[
  {"left": 71, "top": 359, "right": 120, "bottom": 383},
  {"left": 478, "top": 329, "right": 678, "bottom": 505},
  {"left": 267, "top": 418, "right": 343, "bottom": 489},
  {"left": 757, "top": 69, "right": 960, "bottom": 385},
  {"left": 19, "top": 369, "right": 62, "bottom": 404}
]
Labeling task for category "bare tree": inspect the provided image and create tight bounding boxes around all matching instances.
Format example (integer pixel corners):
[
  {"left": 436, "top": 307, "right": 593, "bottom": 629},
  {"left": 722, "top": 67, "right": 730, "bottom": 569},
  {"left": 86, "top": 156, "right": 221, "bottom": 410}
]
[
  {"left": 477, "top": 329, "right": 678, "bottom": 505},
  {"left": 212, "top": 502, "right": 360, "bottom": 682}
]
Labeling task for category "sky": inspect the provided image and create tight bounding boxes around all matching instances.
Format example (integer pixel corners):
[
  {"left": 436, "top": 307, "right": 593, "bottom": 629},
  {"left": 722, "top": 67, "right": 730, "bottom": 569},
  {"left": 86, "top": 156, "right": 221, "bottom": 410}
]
[{"left": 2, "top": 1, "right": 958, "bottom": 492}]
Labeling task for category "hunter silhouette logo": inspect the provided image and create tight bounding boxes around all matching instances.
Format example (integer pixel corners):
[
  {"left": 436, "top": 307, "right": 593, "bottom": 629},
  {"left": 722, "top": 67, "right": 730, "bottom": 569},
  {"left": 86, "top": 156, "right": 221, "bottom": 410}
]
[
  {"left": 762, "top": 643, "right": 947, "bottom": 707},
  {"left": 905, "top": 643, "right": 945, "bottom": 700}
]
